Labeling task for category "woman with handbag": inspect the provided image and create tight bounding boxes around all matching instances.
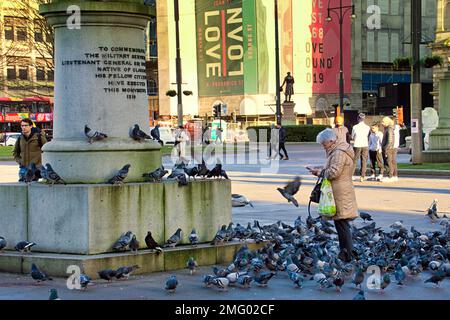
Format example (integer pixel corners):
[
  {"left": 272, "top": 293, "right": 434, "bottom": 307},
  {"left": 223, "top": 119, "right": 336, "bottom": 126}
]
[{"left": 309, "top": 128, "right": 359, "bottom": 262}]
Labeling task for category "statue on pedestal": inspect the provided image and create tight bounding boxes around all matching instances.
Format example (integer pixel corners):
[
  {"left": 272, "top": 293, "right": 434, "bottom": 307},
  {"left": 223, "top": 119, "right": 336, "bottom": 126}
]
[{"left": 280, "top": 72, "right": 295, "bottom": 103}]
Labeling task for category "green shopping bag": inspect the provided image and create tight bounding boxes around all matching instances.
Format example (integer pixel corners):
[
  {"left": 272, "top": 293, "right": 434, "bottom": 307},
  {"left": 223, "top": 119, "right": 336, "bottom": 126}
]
[{"left": 318, "top": 179, "right": 336, "bottom": 217}]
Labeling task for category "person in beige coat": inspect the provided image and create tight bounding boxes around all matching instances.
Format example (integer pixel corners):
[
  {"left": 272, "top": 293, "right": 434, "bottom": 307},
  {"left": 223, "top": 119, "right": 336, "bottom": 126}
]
[{"left": 309, "top": 128, "right": 359, "bottom": 262}]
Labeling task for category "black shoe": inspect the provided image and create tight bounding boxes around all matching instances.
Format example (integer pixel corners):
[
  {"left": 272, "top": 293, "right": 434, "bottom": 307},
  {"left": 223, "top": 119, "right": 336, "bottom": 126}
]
[{"left": 338, "top": 250, "right": 351, "bottom": 262}]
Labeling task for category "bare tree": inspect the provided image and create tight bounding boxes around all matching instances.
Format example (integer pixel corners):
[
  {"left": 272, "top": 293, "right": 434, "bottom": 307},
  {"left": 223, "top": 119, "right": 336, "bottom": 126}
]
[{"left": 0, "top": 0, "right": 54, "bottom": 97}]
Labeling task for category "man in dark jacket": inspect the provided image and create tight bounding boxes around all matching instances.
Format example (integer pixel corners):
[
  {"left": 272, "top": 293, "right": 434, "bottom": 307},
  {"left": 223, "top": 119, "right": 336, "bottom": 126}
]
[
  {"left": 150, "top": 124, "right": 164, "bottom": 146},
  {"left": 13, "top": 118, "right": 47, "bottom": 181},
  {"left": 277, "top": 124, "right": 289, "bottom": 160},
  {"left": 381, "top": 117, "right": 395, "bottom": 182}
]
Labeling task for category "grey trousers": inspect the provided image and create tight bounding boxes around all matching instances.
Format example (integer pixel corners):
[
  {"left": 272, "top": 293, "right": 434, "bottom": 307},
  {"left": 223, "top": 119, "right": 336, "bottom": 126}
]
[
  {"left": 353, "top": 147, "right": 369, "bottom": 177},
  {"left": 334, "top": 219, "right": 353, "bottom": 260},
  {"left": 383, "top": 149, "right": 395, "bottom": 178}
]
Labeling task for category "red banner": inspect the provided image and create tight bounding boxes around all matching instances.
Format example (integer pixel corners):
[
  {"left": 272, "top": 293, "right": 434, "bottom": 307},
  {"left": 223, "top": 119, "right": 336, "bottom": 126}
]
[
  {"left": 35, "top": 113, "right": 53, "bottom": 122},
  {"left": 5, "top": 113, "right": 29, "bottom": 122},
  {"left": 0, "top": 114, "right": 4, "bottom": 122},
  {"left": 309, "top": 0, "right": 352, "bottom": 94}
]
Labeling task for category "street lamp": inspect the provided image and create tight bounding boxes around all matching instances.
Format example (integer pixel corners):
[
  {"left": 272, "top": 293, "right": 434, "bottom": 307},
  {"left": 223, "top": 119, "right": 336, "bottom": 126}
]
[
  {"left": 326, "top": 0, "right": 356, "bottom": 114},
  {"left": 174, "top": 0, "right": 183, "bottom": 127}
]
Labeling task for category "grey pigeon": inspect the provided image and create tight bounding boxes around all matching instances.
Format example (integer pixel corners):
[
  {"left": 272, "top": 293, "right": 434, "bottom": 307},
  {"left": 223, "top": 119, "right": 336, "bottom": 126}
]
[
  {"left": 189, "top": 228, "right": 199, "bottom": 245},
  {"left": 98, "top": 269, "right": 117, "bottom": 281},
  {"left": 359, "top": 211, "right": 373, "bottom": 223},
  {"left": 380, "top": 274, "right": 391, "bottom": 292},
  {"left": 176, "top": 173, "right": 188, "bottom": 187},
  {"left": 80, "top": 274, "right": 91, "bottom": 290},
  {"left": 15, "top": 241, "right": 36, "bottom": 253},
  {"left": 211, "top": 277, "right": 230, "bottom": 291},
  {"left": 84, "top": 125, "right": 107, "bottom": 144},
  {"left": 129, "top": 235, "right": 140, "bottom": 253},
  {"left": 31, "top": 263, "right": 52, "bottom": 282},
  {"left": 108, "top": 164, "right": 131, "bottom": 185},
  {"left": 43, "top": 163, "right": 66, "bottom": 185},
  {"left": 196, "top": 160, "right": 210, "bottom": 178},
  {"left": 0, "top": 236, "right": 7, "bottom": 251},
  {"left": 143, "top": 166, "right": 168, "bottom": 182},
  {"left": 232, "top": 194, "right": 254, "bottom": 208},
  {"left": 288, "top": 271, "right": 303, "bottom": 288},
  {"left": 184, "top": 167, "right": 199, "bottom": 180},
  {"left": 165, "top": 275, "right": 178, "bottom": 293},
  {"left": 24, "top": 163, "right": 39, "bottom": 183},
  {"left": 352, "top": 267, "right": 365, "bottom": 288},
  {"left": 112, "top": 231, "right": 133, "bottom": 251},
  {"left": 237, "top": 274, "right": 253, "bottom": 288},
  {"left": 131, "top": 124, "right": 152, "bottom": 141},
  {"left": 202, "top": 275, "right": 216, "bottom": 287},
  {"left": 394, "top": 263, "right": 406, "bottom": 285},
  {"left": 424, "top": 271, "right": 445, "bottom": 287},
  {"left": 211, "top": 225, "right": 227, "bottom": 245},
  {"left": 253, "top": 271, "right": 276, "bottom": 287},
  {"left": 277, "top": 176, "right": 301, "bottom": 207},
  {"left": 165, "top": 228, "right": 182, "bottom": 248},
  {"left": 353, "top": 290, "right": 366, "bottom": 300},
  {"left": 426, "top": 199, "right": 439, "bottom": 221},
  {"left": 49, "top": 288, "right": 60, "bottom": 300},
  {"left": 207, "top": 163, "right": 229, "bottom": 179},
  {"left": 145, "top": 231, "right": 163, "bottom": 253},
  {"left": 115, "top": 265, "right": 140, "bottom": 280},
  {"left": 186, "top": 257, "right": 198, "bottom": 275}
]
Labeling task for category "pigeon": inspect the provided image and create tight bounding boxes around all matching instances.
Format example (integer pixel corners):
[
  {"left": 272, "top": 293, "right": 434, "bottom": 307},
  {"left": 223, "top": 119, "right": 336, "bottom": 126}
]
[
  {"left": 48, "top": 288, "right": 60, "bottom": 300},
  {"left": 380, "top": 274, "right": 391, "bottom": 293},
  {"left": 129, "top": 235, "right": 140, "bottom": 253},
  {"left": 42, "top": 164, "right": 66, "bottom": 185},
  {"left": 211, "top": 277, "right": 230, "bottom": 291},
  {"left": 98, "top": 269, "right": 117, "bottom": 281},
  {"left": 184, "top": 167, "right": 199, "bottom": 180},
  {"left": 353, "top": 290, "right": 366, "bottom": 300},
  {"left": 145, "top": 231, "right": 163, "bottom": 253},
  {"left": 189, "top": 228, "right": 199, "bottom": 246},
  {"left": 211, "top": 225, "right": 227, "bottom": 245},
  {"left": 176, "top": 173, "right": 188, "bottom": 187},
  {"left": 112, "top": 231, "right": 134, "bottom": 251},
  {"left": 165, "top": 228, "right": 182, "bottom": 248},
  {"left": 115, "top": 265, "right": 140, "bottom": 280},
  {"left": 207, "top": 163, "right": 229, "bottom": 179},
  {"left": 196, "top": 160, "right": 210, "bottom": 178},
  {"left": 288, "top": 271, "right": 304, "bottom": 288},
  {"left": 352, "top": 267, "right": 365, "bottom": 288},
  {"left": 202, "top": 275, "right": 216, "bottom": 287},
  {"left": 237, "top": 274, "right": 253, "bottom": 288},
  {"left": 332, "top": 275, "right": 345, "bottom": 292},
  {"left": 186, "top": 257, "right": 198, "bottom": 275},
  {"left": 80, "top": 274, "right": 91, "bottom": 290},
  {"left": 84, "top": 125, "right": 107, "bottom": 144},
  {"left": 143, "top": 166, "right": 168, "bottom": 182},
  {"left": 131, "top": 124, "right": 152, "bottom": 141},
  {"left": 15, "top": 241, "right": 36, "bottom": 253},
  {"left": 24, "top": 163, "right": 39, "bottom": 183},
  {"left": 231, "top": 194, "right": 254, "bottom": 208},
  {"left": 0, "top": 236, "right": 7, "bottom": 252},
  {"left": 424, "top": 271, "right": 445, "bottom": 287},
  {"left": 165, "top": 275, "right": 178, "bottom": 293},
  {"left": 108, "top": 164, "right": 131, "bottom": 185},
  {"left": 394, "top": 263, "right": 406, "bottom": 285},
  {"left": 426, "top": 199, "right": 439, "bottom": 221},
  {"left": 359, "top": 211, "right": 373, "bottom": 223},
  {"left": 254, "top": 271, "right": 276, "bottom": 287},
  {"left": 31, "top": 263, "right": 52, "bottom": 282},
  {"left": 277, "top": 176, "right": 301, "bottom": 207}
]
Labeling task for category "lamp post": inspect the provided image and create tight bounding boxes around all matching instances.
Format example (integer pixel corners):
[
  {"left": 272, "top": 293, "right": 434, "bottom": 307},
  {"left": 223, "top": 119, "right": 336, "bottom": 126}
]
[
  {"left": 326, "top": 0, "right": 356, "bottom": 113},
  {"left": 274, "top": 0, "right": 282, "bottom": 125},
  {"left": 174, "top": 0, "right": 183, "bottom": 127}
]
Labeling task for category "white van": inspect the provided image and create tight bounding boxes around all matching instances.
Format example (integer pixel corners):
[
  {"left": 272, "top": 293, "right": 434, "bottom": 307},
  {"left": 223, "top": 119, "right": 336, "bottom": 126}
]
[{"left": 2, "top": 132, "right": 21, "bottom": 146}]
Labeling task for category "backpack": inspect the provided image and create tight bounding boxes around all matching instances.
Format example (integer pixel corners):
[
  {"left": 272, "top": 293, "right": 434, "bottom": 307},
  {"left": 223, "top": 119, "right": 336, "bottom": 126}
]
[{"left": 308, "top": 171, "right": 324, "bottom": 217}]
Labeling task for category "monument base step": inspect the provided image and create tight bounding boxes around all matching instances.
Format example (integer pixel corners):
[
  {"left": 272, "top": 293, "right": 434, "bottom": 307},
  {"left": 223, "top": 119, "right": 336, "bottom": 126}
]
[{"left": 0, "top": 241, "right": 265, "bottom": 279}]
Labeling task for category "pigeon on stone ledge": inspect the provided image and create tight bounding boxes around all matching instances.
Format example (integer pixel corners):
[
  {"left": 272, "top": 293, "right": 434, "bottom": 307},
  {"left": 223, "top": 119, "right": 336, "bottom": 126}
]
[
  {"left": 108, "top": 164, "right": 131, "bottom": 185},
  {"left": 84, "top": 125, "right": 107, "bottom": 144}
]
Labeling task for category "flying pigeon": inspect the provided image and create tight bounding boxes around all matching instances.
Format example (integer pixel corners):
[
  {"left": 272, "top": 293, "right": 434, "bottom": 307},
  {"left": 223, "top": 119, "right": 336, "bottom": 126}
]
[
  {"left": 359, "top": 211, "right": 373, "bottom": 223},
  {"left": 143, "top": 166, "right": 168, "bottom": 182},
  {"left": 115, "top": 265, "right": 140, "bottom": 280},
  {"left": 129, "top": 234, "right": 140, "bottom": 253},
  {"left": 108, "top": 164, "right": 131, "bottom": 185},
  {"left": 84, "top": 125, "right": 107, "bottom": 144},
  {"left": 277, "top": 176, "right": 301, "bottom": 207},
  {"left": 165, "top": 228, "right": 182, "bottom": 248},
  {"left": 186, "top": 257, "right": 198, "bottom": 275},
  {"left": 31, "top": 263, "right": 52, "bottom": 282},
  {"left": 189, "top": 228, "right": 199, "bottom": 246},
  {"left": 42, "top": 163, "right": 66, "bottom": 185},
  {"left": 145, "top": 231, "right": 163, "bottom": 254},
  {"left": 15, "top": 241, "right": 36, "bottom": 253},
  {"left": 0, "top": 236, "right": 7, "bottom": 251},
  {"left": 165, "top": 275, "right": 178, "bottom": 293},
  {"left": 131, "top": 124, "right": 152, "bottom": 142},
  {"left": 231, "top": 194, "right": 254, "bottom": 208},
  {"left": 98, "top": 269, "right": 117, "bottom": 281},
  {"left": 48, "top": 288, "right": 60, "bottom": 300},
  {"left": 112, "top": 231, "right": 133, "bottom": 251}
]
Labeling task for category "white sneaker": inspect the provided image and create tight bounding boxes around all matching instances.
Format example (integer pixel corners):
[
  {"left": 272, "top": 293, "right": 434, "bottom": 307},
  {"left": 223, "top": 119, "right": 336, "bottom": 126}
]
[
  {"left": 360, "top": 176, "right": 365, "bottom": 182},
  {"left": 381, "top": 177, "right": 393, "bottom": 183},
  {"left": 369, "top": 174, "right": 376, "bottom": 180},
  {"left": 376, "top": 175, "right": 383, "bottom": 181},
  {"left": 392, "top": 176, "right": 399, "bottom": 182}
]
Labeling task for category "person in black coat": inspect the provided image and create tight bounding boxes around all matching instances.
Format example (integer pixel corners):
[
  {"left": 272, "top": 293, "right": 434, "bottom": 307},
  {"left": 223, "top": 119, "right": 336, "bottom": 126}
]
[{"left": 277, "top": 124, "right": 289, "bottom": 160}]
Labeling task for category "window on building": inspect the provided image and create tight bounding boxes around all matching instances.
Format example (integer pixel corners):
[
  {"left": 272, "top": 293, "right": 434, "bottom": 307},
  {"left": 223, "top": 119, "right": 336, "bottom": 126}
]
[
  {"left": 36, "top": 67, "right": 46, "bottom": 81},
  {"left": 34, "top": 28, "right": 43, "bottom": 42},
  {"left": 379, "top": 86, "right": 386, "bottom": 98},
  {"left": 5, "top": 25, "right": 14, "bottom": 40},
  {"left": 391, "top": 33, "right": 399, "bottom": 61},
  {"left": 390, "top": 0, "right": 399, "bottom": 15},
  {"left": 47, "top": 70, "right": 54, "bottom": 81},
  {"left": 19, "top": 67, "right": 28, "bottom": 80},
  {"left": 378, "top": 32, "right": 389, "bottom": 62},
  {"left": 367, "top": 31, "right": 375, "bottom": 61},
  {"left": 7, "top": 66, "right": 16, "bottom": 80},
  {"left": 379, "top": 0, "right": 389, "bottom": 14},
  {"left": 16, "top": 27, "right": 27, "bottom": 41},
  {"left": 150, "top": 42, "right": 158, "bottom": 59}
]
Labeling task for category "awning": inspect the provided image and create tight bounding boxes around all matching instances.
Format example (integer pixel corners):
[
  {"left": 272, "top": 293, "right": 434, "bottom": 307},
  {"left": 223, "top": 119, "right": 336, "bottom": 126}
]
[{"left": 23, "top": 96, "right": 52, "bottom": 102}]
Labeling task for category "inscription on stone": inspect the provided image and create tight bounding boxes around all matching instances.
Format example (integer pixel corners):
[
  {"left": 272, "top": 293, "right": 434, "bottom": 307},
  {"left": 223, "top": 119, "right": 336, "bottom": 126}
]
[{"left": 61, "top": 46, "right": 147, "bottom": 100}]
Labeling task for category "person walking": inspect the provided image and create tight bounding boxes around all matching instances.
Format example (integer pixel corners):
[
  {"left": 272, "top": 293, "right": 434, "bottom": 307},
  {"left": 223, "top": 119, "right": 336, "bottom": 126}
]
[
  {"left": 267, "top": 124, "right": 279, "bottom": 160},
  {"left": 174, "top": 125, "right": 189, "bottom": 164},
  {"left": 368, "top": 123, "right": 384, "bottom": 181},
  {"left": 381, "top": 117, "right": 395, "bottom": 183},
  {"left": 351, "top": 113, "right": 370, "bottom": 182},
  {"left": 277, "top": 124, "right": 289, "bottom": 160},
  {"left": 309, "top": 129, "right": 358, "bottom": 262},
  {"left": 333, "top": 116, "right": 350, "bottom": 144},
  {"left": 13, "top": 118, "right": 47, "bottom": 181}
]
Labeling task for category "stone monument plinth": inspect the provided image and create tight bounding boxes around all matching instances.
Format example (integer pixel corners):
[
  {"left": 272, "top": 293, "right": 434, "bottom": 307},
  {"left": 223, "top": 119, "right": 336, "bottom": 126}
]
[
  {"left": 282, "top": 102, "right": 297, "bottom": 125},
  {"left": 425, "top": 66, "right": 450, "bottom": 162}
]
